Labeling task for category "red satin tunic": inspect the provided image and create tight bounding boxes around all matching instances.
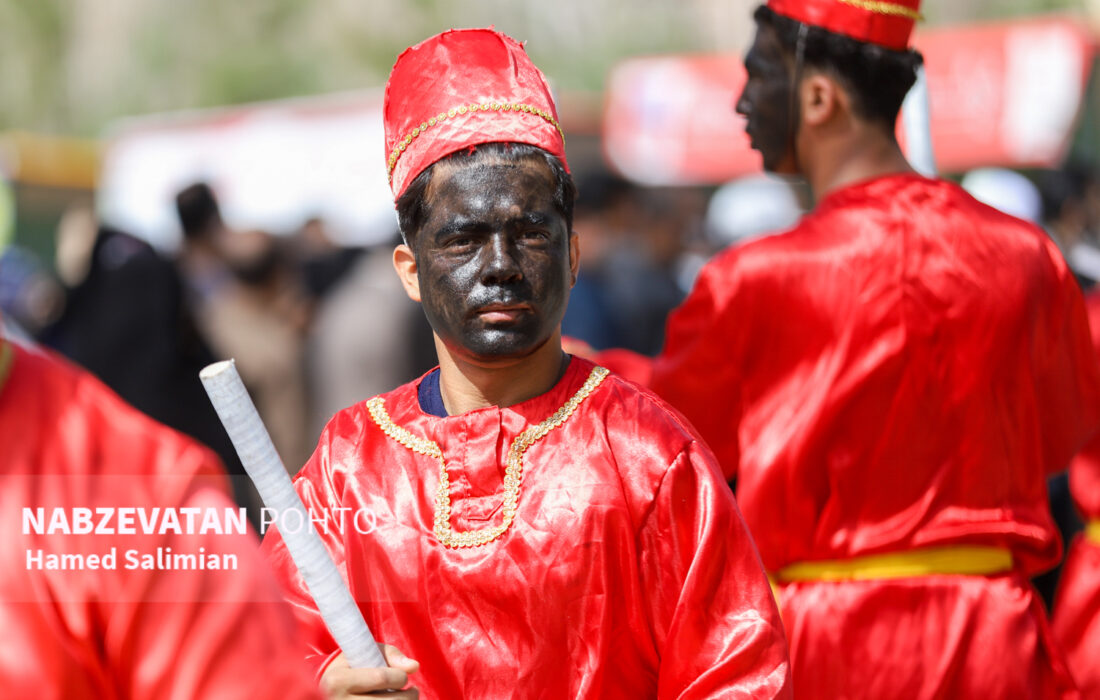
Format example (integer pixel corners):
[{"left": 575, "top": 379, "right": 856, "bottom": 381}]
[
  {"left": 1054, "top": 291, "right": 1100, "bottom": 697},
  {"left": 637, "top": 175, "right": 1100, "bottom": 698},
  {"left": 262, "top": 356, "right": 792, "bottom": 698},
  {"left": 0, "top": 341, "right": 319, "bottom": 699}
]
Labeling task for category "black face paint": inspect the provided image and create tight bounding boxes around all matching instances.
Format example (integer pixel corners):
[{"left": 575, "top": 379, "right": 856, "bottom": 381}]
[
  {"left": 736, "top": 25, "right": 796, "bottom": 173},
  {"left": 412, "top": 157, "right": 572, "bottom": 362}
]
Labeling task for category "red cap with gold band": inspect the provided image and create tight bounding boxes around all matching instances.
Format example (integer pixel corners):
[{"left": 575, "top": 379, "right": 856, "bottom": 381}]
[
  {"left": 383, "top": 28, "right": 568, "bottom": 202},
  {"left": 767, "top": 0, "right": 922, "bottom": 51}
]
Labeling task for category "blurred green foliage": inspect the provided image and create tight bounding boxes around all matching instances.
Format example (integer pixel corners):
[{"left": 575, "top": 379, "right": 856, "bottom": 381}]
[{"left": 0, "top": 0, "right": 1090, "bottom": 136}]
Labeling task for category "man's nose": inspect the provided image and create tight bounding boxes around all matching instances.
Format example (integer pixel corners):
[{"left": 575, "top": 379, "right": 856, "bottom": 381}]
[
  {"left": 481, "top": 233, "right": 522, "bottom": 284},
  {"left": 735, "top": 90, "right": 750, "bottom": 117}
]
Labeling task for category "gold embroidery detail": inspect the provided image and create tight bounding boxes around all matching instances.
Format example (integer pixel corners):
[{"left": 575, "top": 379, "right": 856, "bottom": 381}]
[
  {"left": 387, "top": 102, "right": 566, "bottom": 184},
  {"left": 366, "top": 366, "right": 610, "bottom": 548},
  {"left": 836, "top": 0, "right": 923, "bottom": 20}
]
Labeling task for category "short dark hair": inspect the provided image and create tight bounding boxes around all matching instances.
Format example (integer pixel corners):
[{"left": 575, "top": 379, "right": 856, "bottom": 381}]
[
  {"left": 754, "top": 5, "right": 924, "bottom": 130},
  {"left": 395, "top": 142, "right": 575, "bottom": 245},
  {"left": 174, "top": 182, "right": 223, "bottom": 241}
]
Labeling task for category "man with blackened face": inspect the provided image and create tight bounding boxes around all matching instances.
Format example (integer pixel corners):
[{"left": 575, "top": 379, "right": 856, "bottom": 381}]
[
  {"left": 261, "top": 27, "right": 790, "bottom": 700},
  {"left": 397, "top": 143, "right": 577, "bottom": 370}
]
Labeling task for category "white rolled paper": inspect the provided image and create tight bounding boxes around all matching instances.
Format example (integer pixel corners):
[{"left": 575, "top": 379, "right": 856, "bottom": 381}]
[{"left": 200, "top": 359, "right": 386, "bottom": 669}]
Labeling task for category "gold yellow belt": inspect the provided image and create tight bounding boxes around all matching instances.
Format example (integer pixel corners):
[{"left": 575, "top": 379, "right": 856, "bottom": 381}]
[
  {"left": 771, "top": 545, "right": 1014, "bottom": 584},
  {"left": 1087, "top": 521, "right": 1100, "bottom": 546}
]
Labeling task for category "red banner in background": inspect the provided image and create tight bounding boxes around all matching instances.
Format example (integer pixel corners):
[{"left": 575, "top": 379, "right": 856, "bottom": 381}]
[
  {"left": 603, "top": 16, "right": 1095, "bottom": 185},
  {"left": 603, "top": 55, "right": 760, "bottom": 185},
  {"left": 916, "top": 17, "right": 1094, "bottom": 173}
]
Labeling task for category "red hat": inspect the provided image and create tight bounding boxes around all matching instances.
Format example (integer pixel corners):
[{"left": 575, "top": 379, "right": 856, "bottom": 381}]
[
  {"left": 383, "top": 28, "right": 568, "bottom": 201},
  {"left": 767, "top": 0, "right": 922, "bottom": 51}
]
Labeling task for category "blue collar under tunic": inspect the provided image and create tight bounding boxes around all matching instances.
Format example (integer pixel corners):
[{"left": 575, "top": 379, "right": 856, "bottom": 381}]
[{"left": 418, "top": 368, "right": 448, "bottom": 417}]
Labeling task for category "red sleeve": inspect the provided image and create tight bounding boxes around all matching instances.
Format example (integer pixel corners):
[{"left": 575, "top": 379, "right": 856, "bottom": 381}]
[
  {"left": 639, "top": 442, "right": 791, "bottom": 699},
  {"left": 649, "top": 252, "right": 747, "bottom": 480}
]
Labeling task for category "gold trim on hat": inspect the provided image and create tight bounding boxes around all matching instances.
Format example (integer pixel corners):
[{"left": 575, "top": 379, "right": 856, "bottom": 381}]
[
  {"left": 836, "top": 0, "right": 923, "bottom": 21},
  {"left": 387, "top": 101, "right": 566, "bottom": 185}
]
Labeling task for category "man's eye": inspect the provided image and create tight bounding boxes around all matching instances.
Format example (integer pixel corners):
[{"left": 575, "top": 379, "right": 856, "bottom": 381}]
[
  {"left": 520, "top": 230, "right": 549, "bottom": 242},
  {"left": 447, "top": 237, "right": 475, "bottom": 248}
]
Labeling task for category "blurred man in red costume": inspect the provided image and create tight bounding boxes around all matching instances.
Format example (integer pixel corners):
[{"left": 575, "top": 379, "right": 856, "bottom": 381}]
[
  {"left": 1054, "top": 291, "right": 1100, "bottom": 697},
  {"left": 0, "top": 322, "right": 320, "bottom": 697},
  {"left": 589, "top": 0, "right": 1100, "bottom": 697},
  {"left": 261, "top": 28, "right": 791, "bottom": 699}
]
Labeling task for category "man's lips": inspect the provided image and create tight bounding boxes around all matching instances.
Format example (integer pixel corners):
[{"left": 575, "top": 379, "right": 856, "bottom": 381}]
[{"left": 474, "top": 303, "right": 531, "bottom": 323}]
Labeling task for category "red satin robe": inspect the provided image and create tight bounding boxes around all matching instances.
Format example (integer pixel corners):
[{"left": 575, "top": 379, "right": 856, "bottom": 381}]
[
  {"left": 0, "top": 340, "right": 319, "bottom": 699},
  {"left": 605, "top": 174, "right": 1100, "bottom": 698},
  {"left": 1054, "top": 291, "right": 1100, "bottom": 697},
  {"left": 262, "top": 356, "right": 792, "bottom": 698}
]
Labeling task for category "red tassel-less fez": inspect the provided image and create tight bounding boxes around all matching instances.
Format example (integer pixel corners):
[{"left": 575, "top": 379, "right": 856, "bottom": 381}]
[
  {"left": 767, "top": 0, "right": 922, "bottom": 51},
  {"left": 383, "top": 28, "right": 569, "bottom": 201}
]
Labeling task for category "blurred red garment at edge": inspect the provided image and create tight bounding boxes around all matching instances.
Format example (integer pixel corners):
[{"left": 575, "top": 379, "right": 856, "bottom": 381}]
[
  {"left": 1054, "top": 291, "right": 1100, "bottom": 699},
  {"left": 0, "top": 333, "right": 320, "bottom": 699}
]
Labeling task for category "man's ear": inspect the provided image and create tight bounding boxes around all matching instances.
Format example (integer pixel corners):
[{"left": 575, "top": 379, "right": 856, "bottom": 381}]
[
  {"left": 800, "top": 72, "right": 842, "bottom": 128},
  {"left": 392, "top": 243, "right": 421, "bottom": 302},
  {"left": 568, "top": 231, "right": 579, "bottom": 287}
]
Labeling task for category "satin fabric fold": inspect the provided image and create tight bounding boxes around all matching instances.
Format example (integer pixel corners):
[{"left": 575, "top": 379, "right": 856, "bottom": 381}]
[
  {"left": 262, "top": 356, "right": 791, "bottom": 698},
  {"left": 600, "top": 174, "right": 1100, "bottom": 698},
  {"left": 1054, "top": 290, "right": 1100, "bottom": 697},
  {"left": 0, "top": 341, "right": 319, "bottom": 699}
]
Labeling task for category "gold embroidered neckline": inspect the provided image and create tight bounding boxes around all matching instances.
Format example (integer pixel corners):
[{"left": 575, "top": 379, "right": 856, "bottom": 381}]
[{"left": 367, "top": 365, "right": 609, "bottom": 548}]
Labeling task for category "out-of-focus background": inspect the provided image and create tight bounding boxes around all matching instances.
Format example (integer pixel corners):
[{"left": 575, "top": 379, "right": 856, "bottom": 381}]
[{"left": 2, "top": 0, "right": 1100, "bottom": 503}]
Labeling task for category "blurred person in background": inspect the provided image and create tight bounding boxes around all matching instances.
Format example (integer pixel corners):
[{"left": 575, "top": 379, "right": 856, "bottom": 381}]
[
  {"left": 589, "top": 0, "right": 1100, "bottom": 696},
  {"left": 263, "top": 27, "right": 791, "bottom": 698},
  {"left": 597, "top": 186, "right": 696, "bottom": 355},
  {"left": 198, "top": 227, "right": 312, "bottom": 471},
  {"left": 174, "top": 182, "right": 232, "bottom": 310},
  {"left": 0, "top": 243, "right": 64, "bottom": 336},
  {"left": 560, "top": 171, "right": 625, "bottom": 351},
  {"left": 0, "top": 176, "right": 64, "bottom": 335},
  {"left": 41, "top": 201, "right": 252, "bottom": 519},
  {"left": 1040, "top": 163, "right": 1100, "bottom": 287},
  {"left": 303, "top": 225, "right": 435, "bottom": 442},
  {"left": 295, "top": 216, "right": 366, "bottom": 302},
  {"left": 563, "top": 174, "right": 696, "bottom": 355}
]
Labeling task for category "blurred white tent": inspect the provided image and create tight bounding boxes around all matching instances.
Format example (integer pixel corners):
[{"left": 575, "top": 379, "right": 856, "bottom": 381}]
[{"left": 97, "top": 91, "right": 397, "bottom": 252}]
